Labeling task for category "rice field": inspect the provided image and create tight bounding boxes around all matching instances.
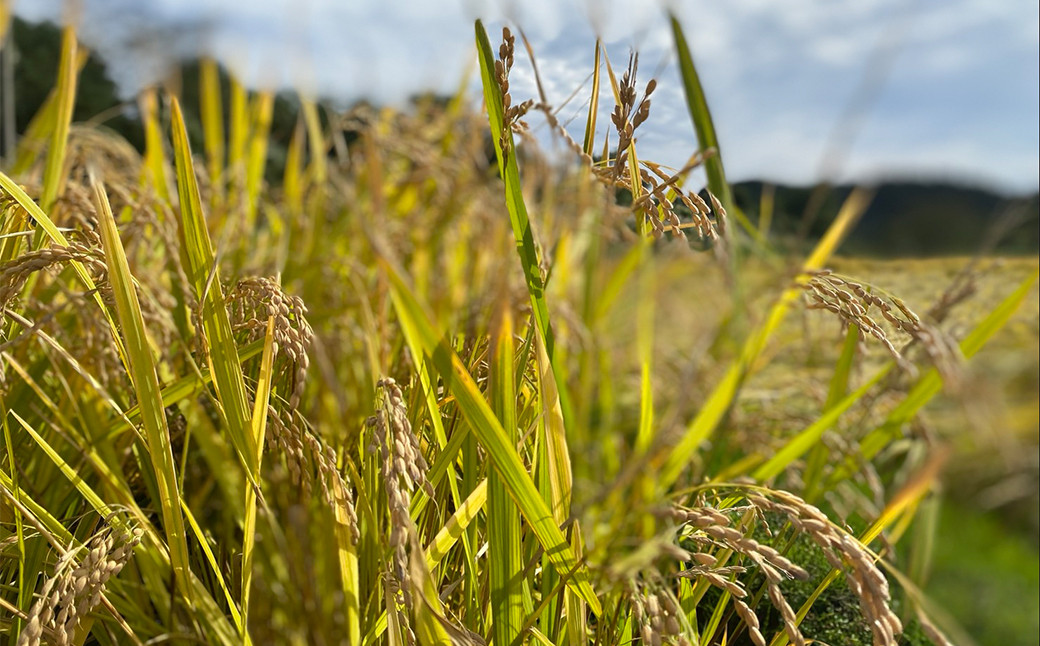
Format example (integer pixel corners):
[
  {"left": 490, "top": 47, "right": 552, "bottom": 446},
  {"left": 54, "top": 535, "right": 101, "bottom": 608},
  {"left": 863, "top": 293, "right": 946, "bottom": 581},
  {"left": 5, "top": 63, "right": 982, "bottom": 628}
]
[{"left": 0, "top": 11, "right": 1037, "bottom": 646}]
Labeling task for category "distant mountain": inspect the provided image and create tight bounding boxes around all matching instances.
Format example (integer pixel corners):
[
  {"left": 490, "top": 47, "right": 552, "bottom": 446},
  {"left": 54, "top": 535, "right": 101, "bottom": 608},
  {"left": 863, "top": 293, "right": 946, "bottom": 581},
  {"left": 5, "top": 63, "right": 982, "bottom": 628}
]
[{"left": 731, "top": 181, "right": 1039, "bottom": 256}]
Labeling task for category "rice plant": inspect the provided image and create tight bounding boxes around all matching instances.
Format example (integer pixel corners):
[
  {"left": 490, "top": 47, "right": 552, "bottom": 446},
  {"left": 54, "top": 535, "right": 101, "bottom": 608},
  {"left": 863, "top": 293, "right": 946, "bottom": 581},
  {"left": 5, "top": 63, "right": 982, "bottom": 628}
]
[{"left": 0, "top": 9, "right": 1035, "bottom": 646}]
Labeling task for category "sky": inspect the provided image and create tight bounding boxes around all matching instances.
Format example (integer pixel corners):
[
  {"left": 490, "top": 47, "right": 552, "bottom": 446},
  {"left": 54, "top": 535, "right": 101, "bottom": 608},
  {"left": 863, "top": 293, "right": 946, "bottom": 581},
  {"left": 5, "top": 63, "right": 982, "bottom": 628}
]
[{"left": 12, "top": 0, "right": 1040, "bottom": 195}]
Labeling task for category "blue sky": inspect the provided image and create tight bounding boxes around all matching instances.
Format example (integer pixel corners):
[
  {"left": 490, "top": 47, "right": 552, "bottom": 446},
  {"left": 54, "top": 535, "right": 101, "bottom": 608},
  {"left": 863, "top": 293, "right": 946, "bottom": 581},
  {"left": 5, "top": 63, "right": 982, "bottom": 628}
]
[{"left": 13, "top": 0, "right": 1040, "bottom": 194}]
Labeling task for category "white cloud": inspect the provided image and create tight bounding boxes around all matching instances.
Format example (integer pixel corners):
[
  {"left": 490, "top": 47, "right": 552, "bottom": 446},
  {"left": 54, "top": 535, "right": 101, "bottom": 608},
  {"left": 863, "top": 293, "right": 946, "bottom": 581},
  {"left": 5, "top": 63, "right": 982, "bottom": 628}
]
[{"left": 10, "top": 0, "right": 1039, "bottom": 192}]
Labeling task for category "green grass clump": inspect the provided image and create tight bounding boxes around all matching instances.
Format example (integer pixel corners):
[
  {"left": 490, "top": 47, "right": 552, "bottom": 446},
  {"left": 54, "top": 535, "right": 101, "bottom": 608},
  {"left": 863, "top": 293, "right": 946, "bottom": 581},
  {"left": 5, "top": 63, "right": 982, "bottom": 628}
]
[{"left": 0, "top": 8, "right": 1036, "bottom": 646}]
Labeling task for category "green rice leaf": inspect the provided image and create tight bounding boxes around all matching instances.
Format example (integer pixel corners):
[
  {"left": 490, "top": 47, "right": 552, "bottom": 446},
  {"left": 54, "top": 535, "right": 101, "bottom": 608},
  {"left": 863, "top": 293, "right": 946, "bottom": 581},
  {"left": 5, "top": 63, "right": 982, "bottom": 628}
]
[
  {"left": 200, "top": 58, "right": 226, "bottom": 209},
  {"left": 9, "top": 49, "right": 87, "bottom": 176},
  {"left": 425, "top": 478, "right": 488, "bottom": 570},
  {"left": 669, "top": 15, "right": 757, "bottom": 241},
  {"left": 474, "top": 19, "right": 575, "bottom": 435},
  {"left": 244, "top": 92, "right": 274, "bottom": 228},
  {"left": 582, "top": 41, "right": 602, "bottom": 157},
  {"left": 93, "top": 177, "right": 193, "bottom": 602},
  {"left": 802, "top": 323, "right": 861, "bottom": 496},
  {"left": 753, "top": 363, "right": 893, "bottom": 482},
  {"left": 489, "top": 307, "right": 525, "bottom": 646},
  {"left": 139, "top": 89, "right": 170, "bottom": 202},
  {"left": 38, "top": 27, "right": 77, "bottom": 218},
  {"left": 241, "top": 316, "right": 276, "bottom": 643},
  {"left": 169, "top": 96, "right": 259, "bottom": 479}
]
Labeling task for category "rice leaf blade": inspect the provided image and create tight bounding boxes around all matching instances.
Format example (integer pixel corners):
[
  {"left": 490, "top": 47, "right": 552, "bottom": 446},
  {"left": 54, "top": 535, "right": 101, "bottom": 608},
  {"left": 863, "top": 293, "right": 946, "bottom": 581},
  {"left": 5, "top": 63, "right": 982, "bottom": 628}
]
[
  {"left": 244, "top": 91, "right": 274, "bottom": 228},
  {"left": 474, "top": 19, "right": 575, "bottom": 436},
  {"left": 241, "top": 316, "right": 276, "bottom": 643},
  {"left": 169, "top": 96, "right": 259, "bottom": 478},
  {"left": 38, "top": 26, "right": 77, "bottom": 218},
  {"left": 93, "top": 177, "right": 193, "bottom": 602},
  {"left": 139, "top": 89, "right": 170, "bottom": 202},
  {"left": 489, "top": 307, "right": 524, "bottom": 646},
  {"left": 200, "top": 58, "right": 226, "bottom": 209},
  {"left": 669, "top": 15, "right": 757, "bottom": 240}
]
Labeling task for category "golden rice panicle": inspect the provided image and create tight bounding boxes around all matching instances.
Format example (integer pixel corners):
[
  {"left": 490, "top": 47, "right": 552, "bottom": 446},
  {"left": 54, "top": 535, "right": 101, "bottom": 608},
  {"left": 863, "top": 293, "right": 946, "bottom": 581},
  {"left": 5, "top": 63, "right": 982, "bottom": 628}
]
[
  {"left": 484, "top": 26, "right": 722, "bottom": 245},
  {"left": 368, "top": 377, "right": 432, "bottom": 578},
  {"left": 802, "top": 270, "right": 964, "bottom": 388},
  {"left": 630, "top": 584, "right": 691, "bottom": 646},
  {"left": 917, "top": 612, "right": 955, "bottom": 646},
  {"left": 925, "top": 262, "right": 979, "bottom": 324},
  {"left": 18, "top": 521, "right": 143, "bottom": 646},
  {"left": 266, "top": 403, "right": 356, "bottom": 540},
  {"left": 609, "top": 54, "right": 658, "bottom": 168},
  {"left": 667, "top": 505, "right": 809, "bottom": 581},
  {"left": 494, "top": 26, "right": 534, "bottom": 152},
  {"left": 665, "top": 502, "right": 812, "bottom": 645},
  {"left": 0, "top": 240, "right": 106, "bottom": 311},
  {"left": 610, "top": 53, "right": 639, "bottom": 170},
  {"left": 767, "top": 580, "right": 807, "bottom": 646},
  {"left": 222, "top": 274, "right": 353, "bottom": 529},
  {"left": 733, "top": 598, "right": 767, "bottom": 646},
  {"left": 750, "top": 491, "right": 904, "bottom": 646},
  {"left": 601, "top": 53, "right": 722, "bottom": 242},
  {"left": 667, "top": 494, "right": 906, "bottom": 646},
  {"left": 227, "top": 275, "right": 315, "bottom": 409},
  {"left": 0, "top": 233, "right": 126, "bottom": 388}
]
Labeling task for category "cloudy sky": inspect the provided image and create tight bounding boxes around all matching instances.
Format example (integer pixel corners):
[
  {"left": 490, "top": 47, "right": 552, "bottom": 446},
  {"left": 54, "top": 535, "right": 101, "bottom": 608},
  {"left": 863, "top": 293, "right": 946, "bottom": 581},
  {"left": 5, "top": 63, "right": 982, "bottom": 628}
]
[{"left": 12, "top": 0, "right": 1040, "bottom": 194}]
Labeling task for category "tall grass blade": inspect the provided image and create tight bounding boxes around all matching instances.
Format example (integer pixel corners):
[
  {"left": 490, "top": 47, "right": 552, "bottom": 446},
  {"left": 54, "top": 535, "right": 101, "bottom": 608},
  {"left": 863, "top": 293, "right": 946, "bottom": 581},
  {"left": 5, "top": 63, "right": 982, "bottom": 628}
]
[
  {"left": 408, "top": 534, "right": 454, "bottom": 645},
  {"left": 37, "top": 27, "right": 77, "bottom": 218},
  {"left": 582, "top": 41, "right": 602, "bottom": 157},
  {"left": 635, "top": 243, "right": 655, "bottom": 455},
  {"left": 227, "top": 78, "right": 248, "bottom": 212},
  {"left": 93, "top": 176, "right": 193, "bottom": 602},
  {"left": 474, "top": 19, "right": 575, "bottom": 435},
  {"left": 200, "top": 58, "right": 226, "bottom": 209},
  {"left": 284, "top": 118, "right": 304, "bottom": 216},
  {"left": 425, "top": 478, "right": 488, "bottom": 570},
  {"left": 332, "top": 475, "right": 361, "bottom": 645},
  {"left": 169, "top": 96, "right": 259, "bottom": 478},
  {"left": 0, "top": 3, "right": 9, "bottom": 45},
  {"left": 489, "top": 306, "right": 525, "bottom": 646},
  {"left": 301, "top": 99, "right": 327, "bottom": 185},
  {"left": 534, "top": 325, "right": 586, "bottom": 643},
  {"left": 244, "top": 92, "right": 274, "bottom": 229},
  {"left": 0, "top": 399, "right": 25, "bottom": 636},
  {"left": 669, "top": 15, "right": 756, "bottom": 240},
  {"left": 802, "top": 323, "right": 861, "bottom": 496},
  {"left": 241, "top": 316, "right": 276, "bottom": 643},
  {"left": 753, "top": 363, "right": 893, "bottom": 482},
  {"left": 139, "top": 89, "right": 171, "bottom": 202},
  {"left": 9, "top": 50, "right": 87, "bottom": 175}
]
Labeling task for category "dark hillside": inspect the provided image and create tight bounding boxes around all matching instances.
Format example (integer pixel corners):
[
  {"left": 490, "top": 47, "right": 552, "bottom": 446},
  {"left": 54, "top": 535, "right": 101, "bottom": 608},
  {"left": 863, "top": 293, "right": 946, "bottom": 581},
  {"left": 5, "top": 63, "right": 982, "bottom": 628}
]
[{"left": 733, "top": 181, "right": 1039, "bottom": 256}]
